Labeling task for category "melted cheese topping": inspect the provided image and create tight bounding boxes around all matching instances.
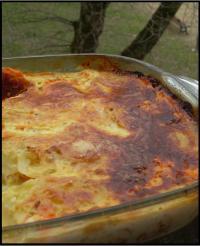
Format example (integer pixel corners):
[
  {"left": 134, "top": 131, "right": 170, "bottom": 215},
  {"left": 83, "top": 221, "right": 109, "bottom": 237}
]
[{"left": 2, "top": 59, "right": 198, "bottom": 226}]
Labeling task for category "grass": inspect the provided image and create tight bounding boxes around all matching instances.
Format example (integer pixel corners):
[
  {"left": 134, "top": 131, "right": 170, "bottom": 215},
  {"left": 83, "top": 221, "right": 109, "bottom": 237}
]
[
  {"left": 145, "top": 30, "right": 198, "bottom": 79},
  {"left": 2, "top": 2, "right": 198, "bottom": 79}
]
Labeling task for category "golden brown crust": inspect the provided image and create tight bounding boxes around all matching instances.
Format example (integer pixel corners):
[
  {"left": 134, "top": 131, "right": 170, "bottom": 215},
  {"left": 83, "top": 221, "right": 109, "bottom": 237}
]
[{"left": 2, "top": 59, "right": 198, "bottom": 226}]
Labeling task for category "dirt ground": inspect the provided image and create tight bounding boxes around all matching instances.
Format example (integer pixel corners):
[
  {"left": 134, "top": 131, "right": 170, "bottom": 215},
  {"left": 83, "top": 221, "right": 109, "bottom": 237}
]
[{"left": 176, "top": 2, "right": 198, "bottom": 48}]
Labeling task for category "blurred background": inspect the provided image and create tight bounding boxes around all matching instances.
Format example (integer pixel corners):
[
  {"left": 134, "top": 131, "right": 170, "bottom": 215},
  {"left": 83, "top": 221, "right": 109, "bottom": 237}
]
[{"left": 2, "top": 2, "right": 198, "bottom": 79}]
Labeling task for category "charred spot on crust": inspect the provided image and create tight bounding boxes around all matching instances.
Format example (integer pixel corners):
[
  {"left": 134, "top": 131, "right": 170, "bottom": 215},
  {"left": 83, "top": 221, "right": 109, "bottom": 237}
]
[
  {"left": 115, "top": 70, "right": 145, "bottom": 78},
  {"left": 166, "top": 117, "right": 182, "bottom": 125},
  {"left": 131, "top": 71, "right": 144, "bottom": 78},
  {"left": 147, "top": 76, "right": 160, "bottom": 88},
  {"left": 180, "top": 101, "right": 194, "bottom": 118},
  {"left": 2, "top": 67, "right": 31, "bottom": 100},
  {"left": 159, "top": 86, "right": 194, "bottom": 118}
]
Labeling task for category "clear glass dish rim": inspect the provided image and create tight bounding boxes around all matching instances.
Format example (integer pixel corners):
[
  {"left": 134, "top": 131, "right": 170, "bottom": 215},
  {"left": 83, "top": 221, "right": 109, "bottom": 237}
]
[
  {"left": 3, "top": 182, "right": 198, "bottom": 232},
  {"left": 2, "top": 54, "right": 199, "bottom": 233}
]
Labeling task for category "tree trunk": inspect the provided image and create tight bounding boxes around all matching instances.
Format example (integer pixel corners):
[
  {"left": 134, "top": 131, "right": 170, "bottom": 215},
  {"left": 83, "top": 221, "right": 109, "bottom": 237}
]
[
  {"left": 121, "top": 2, "right": 182, "bottom": 60},
  {"left": 71, "top": 2, "right": 109, "bottom": 53}
]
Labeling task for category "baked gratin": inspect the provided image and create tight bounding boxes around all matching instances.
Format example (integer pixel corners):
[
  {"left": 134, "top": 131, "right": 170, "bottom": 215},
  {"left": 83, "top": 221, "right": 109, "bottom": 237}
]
[{"left": 2, "top": 60, "right": 198, "bottom": 227}]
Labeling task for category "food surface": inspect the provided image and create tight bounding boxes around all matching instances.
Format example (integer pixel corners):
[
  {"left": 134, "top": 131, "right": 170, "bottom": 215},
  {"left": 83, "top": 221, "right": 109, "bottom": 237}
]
[{"left": 2, "top": 59, "right": 198, "bottom": 227}]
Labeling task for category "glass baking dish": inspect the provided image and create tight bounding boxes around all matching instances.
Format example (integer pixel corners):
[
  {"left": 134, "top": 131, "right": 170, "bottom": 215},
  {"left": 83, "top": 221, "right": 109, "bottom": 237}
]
[{"left": 2, "top": 54, "right": 199, "bottom": 243}]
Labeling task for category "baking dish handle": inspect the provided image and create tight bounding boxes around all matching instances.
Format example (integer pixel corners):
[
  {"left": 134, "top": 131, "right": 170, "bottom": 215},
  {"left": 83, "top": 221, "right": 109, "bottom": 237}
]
[
  {"left": 176, "top": 75, "right": 198, "bottom": 99},
  {"left": 162, "top": 73, "right": 199, "bottom": 102}
]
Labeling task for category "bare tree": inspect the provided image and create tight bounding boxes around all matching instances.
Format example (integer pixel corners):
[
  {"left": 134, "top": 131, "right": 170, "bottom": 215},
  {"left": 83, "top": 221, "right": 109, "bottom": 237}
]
[
  {"left": 71, "top": 2, "right": 110, "bottom": 53},
  {"left": 121, "top": 2, "right": 182, "bottom": 60},
  {"left": 10, "top": 7, "right": 75, "bottom": 53},
  {"left": 10, "top": 3, "right": 109, "bottom": 54}
]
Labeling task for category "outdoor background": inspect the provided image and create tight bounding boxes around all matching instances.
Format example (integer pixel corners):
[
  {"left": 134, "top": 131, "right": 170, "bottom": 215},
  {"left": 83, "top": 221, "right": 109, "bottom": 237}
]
[
  {"left": 2, "top": 2, "right": 199, "bottom": 79},
  {"left": 2, "top": 2, "right": 199, "bottom": 244}
]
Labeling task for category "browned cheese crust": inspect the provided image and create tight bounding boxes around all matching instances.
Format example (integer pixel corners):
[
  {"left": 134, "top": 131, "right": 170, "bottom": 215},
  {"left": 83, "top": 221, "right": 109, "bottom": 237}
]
[{"left": 2, "top": 58, "right": 198, "bottom": 226}]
